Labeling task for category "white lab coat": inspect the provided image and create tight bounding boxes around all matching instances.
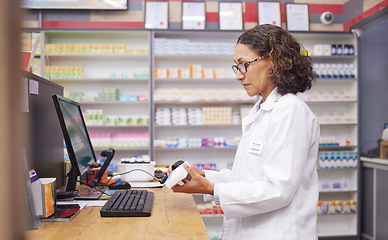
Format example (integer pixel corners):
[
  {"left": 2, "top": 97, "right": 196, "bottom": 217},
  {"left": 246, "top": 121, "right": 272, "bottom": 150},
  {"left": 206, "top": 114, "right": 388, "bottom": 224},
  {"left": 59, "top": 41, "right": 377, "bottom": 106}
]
[{"left": 204, "top": 88, "right": 320, "bottom": 240}]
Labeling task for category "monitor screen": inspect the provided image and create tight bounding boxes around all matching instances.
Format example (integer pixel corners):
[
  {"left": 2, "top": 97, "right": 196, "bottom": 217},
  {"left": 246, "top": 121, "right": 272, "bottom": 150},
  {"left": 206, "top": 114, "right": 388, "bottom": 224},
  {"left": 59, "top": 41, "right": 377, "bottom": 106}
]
[{"left": 53, "top": 95, "right": 96, "bottom": 177}]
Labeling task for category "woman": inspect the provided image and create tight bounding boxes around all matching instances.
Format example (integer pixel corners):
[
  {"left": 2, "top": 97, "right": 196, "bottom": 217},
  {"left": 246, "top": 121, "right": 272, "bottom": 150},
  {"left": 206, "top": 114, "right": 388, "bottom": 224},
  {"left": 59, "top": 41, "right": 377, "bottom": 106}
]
[{"left": 169, "top": 24, "right": 320, "bottom": 239}]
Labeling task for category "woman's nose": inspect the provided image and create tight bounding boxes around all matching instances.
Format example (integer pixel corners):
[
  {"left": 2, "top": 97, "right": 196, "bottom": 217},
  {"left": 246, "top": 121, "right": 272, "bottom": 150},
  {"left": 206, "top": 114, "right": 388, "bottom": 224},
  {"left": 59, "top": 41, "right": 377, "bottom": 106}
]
[{"left": 235, "top": 71, "right": 244, "bottom": 81}]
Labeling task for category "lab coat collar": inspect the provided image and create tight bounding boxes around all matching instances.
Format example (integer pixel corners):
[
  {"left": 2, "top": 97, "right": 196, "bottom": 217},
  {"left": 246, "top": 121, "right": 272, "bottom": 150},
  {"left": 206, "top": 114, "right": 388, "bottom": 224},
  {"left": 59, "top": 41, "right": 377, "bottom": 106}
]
[
  {"left": 259, "top": 87, "right": 281, "bottom": 111},
  {"left": 242, "top": 88, "right": 280, "bottom": 134}
]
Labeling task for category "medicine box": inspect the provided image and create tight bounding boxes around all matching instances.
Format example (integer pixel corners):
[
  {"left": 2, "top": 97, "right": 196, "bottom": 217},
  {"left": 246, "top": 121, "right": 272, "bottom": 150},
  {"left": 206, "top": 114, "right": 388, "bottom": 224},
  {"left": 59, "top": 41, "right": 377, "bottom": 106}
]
[
  {"left": 380, "top": 141, "right": 388, "bottom": 159},
  {"left": 31, "top": 178, "right": 56, "bottom": 218}
]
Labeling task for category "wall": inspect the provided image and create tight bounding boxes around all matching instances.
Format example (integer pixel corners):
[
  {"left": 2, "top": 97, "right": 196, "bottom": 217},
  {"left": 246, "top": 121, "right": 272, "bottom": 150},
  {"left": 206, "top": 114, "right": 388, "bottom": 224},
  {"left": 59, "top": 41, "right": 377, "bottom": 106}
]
[
  {"left": 21, "top": 0, "right": 387, "bottom": 32},
  {"left": 359, "top": 17, "right": 388, "bottom": 154},
  {"left": 1, "top": 0, "right": 27, "bottom": 239}
]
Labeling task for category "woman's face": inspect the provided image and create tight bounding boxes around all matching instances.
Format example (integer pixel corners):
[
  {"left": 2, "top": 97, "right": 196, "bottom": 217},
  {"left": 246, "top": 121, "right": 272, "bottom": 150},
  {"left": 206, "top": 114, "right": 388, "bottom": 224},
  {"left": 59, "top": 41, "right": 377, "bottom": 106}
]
[{"left": 233, "top": 43, "right": 275, "bottom": 101}]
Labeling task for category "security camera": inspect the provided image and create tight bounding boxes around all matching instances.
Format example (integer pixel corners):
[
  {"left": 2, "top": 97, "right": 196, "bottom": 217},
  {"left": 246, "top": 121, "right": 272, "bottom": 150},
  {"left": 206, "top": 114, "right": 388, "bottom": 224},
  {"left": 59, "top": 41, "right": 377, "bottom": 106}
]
[
  {"left": 351, "top": 29, "right": 362, "bottom": 38},
  {"left": 320, "top": 11, "right": 334, "bottom": 25}
]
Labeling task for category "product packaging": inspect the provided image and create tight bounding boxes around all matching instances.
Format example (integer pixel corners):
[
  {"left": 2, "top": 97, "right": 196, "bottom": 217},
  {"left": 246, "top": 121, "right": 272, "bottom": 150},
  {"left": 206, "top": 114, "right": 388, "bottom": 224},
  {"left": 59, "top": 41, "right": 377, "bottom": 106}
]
[{"left": 31, "top": 178, "right": 56, "bottom": 218}]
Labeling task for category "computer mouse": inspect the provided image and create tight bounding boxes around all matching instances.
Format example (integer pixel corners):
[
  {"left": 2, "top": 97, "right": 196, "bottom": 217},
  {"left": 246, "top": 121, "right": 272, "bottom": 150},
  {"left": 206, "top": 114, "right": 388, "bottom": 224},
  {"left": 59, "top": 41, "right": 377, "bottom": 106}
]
[{"left": 108, "top": 181, "right": 131, "bottom": 190}]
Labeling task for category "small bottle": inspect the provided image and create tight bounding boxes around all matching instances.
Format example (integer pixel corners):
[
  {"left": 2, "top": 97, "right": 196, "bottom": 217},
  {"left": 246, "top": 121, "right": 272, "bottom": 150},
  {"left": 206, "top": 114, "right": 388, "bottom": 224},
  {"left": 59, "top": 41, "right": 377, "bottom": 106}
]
[
  {"left": 343, "top": 44, "right": 350, "bottom": 55},
  {"left": 331, "top": 44, "right": 337, "bottom": 55},
  {"left": 337, "top": 44, "right": 343, "bottom": 55}
]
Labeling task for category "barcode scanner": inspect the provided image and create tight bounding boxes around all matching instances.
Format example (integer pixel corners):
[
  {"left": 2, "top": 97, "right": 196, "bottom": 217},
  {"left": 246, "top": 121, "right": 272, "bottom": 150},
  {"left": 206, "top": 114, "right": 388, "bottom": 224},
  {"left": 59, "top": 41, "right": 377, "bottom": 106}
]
[
  {"left": 159, "top": 160, "right": 185, "bottom": 184},
  {"left": 91, "top": 148, "right": 115, "bottom": 186}
]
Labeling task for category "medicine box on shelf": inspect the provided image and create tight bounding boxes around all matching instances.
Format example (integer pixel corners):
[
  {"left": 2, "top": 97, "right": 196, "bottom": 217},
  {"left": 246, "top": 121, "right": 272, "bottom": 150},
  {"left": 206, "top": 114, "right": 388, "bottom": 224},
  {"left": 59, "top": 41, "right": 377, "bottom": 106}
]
[{"left": 380, "top": 141, "right": 388, "bottom": 159}]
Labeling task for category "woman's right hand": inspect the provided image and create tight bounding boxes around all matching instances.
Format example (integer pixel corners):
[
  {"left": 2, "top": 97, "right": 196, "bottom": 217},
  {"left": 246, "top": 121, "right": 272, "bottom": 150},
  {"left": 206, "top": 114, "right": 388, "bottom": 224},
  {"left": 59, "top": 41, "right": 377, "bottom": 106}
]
[{"left": 171, "top": 164, "right": 213, "bottom": 195}]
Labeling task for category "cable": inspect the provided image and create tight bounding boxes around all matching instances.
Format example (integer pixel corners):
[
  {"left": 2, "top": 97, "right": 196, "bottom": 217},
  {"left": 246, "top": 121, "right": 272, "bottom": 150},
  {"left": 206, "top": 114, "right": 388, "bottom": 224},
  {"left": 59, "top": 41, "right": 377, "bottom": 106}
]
[
  {"left": 69, "top": 169, "right": 160, "bottom": 196},
  {"left": 76, "top": 180, "right": 112, "bottom": 197}
]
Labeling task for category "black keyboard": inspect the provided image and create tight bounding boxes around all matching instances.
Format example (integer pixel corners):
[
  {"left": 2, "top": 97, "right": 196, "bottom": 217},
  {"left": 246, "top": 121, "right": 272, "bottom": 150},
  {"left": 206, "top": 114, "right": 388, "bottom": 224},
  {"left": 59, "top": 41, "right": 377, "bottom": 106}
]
[{"left": 100, "top": 190, "right": 154, "bottom": 217}]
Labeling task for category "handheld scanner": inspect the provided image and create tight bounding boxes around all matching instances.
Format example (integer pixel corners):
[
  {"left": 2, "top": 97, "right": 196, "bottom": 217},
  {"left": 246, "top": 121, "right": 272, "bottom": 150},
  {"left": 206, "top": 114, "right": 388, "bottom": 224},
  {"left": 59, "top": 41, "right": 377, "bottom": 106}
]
[
  {"left": 159, "top": 160, "right": 185, "bottom": 184},
  {"left": 164, "top": 162, "right": 190, "bottom": 189}
]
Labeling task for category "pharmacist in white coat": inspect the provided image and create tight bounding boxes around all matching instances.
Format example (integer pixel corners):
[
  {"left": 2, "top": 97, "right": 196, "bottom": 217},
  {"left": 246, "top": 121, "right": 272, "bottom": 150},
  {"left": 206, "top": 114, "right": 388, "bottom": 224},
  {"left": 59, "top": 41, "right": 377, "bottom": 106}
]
[{"left": 169, "top": 24, "right": 320, "bottom": 240}]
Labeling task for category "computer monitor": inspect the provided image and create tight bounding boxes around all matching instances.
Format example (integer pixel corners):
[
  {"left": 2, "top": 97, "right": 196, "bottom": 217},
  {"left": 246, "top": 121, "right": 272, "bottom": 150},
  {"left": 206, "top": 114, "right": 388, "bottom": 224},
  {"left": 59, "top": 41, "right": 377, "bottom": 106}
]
[
  {"left": 52, "top": 95, "right": 98, "bottom": 193},
  {"left": 24, "top": 71, "right": 64, "bottom": 189}
]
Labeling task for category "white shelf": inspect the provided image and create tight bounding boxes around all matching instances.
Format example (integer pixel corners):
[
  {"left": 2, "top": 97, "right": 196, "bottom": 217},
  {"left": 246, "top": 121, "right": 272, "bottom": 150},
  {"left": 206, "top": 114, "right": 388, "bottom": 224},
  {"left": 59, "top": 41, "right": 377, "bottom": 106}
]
[
  {"left": 319, "top": 145, "right": 357, "bottom": 150},
  {"left": 47, "top": 53, "right": 148, "bottom": 58},
  {"left": 154, "top": 147, "right": 237, "bottom": 151},
  {"left": 318, "top": 232, "right": 357, "bottom": 238},
  {"left": 319, "top": 189, "right": 357, "bottom": 193},
  {"left": 94, "top": 147, "right": 149, "bottom": 151},
  {"left": 310, "top": 55, "right": 357, "bottom": 61},
  {"left": 154, "top": 124, "right": 241, "bottom": 127},
  {"left": 316, "top": 78, "right": 357, "bottom": 82},
  {"left": 306, "top": 100, "right": 357, "bottom": 103},
  {"left": 154, "top": 54, "right": 233, "bottom": 60},
  {"left": 52, "top": 77, "right": 149, "bottom": 82},
  {"left": 154, "top": 100, "right": 255, "bottom": 104},
  {"left": 319, "top": 122, "right": 357, "bottom": 126},
  {"left": 317, "top": 212, "right": 357, "bottom": 237},
  {"left": 201, "top": 215, "right": 224, "bottom": 218},
  {"left": 86, "top": 125, "right": 149, "bottom": 128},
  {"left": 155, "top": 78, "right": 235, "bottom": 82},
  {"left": 79, "top": 101, "right": 149, "bottom": 105},
  {"left": 318, "top": 167, "right": 357, "bottom": 170},
  {"left": 318, "top": 212, "right": 357, "bottom": 216}
]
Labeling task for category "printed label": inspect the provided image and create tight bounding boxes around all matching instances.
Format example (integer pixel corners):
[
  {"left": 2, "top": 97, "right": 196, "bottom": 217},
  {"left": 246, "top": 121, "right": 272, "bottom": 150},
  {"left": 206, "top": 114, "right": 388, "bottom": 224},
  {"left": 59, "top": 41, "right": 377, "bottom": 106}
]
[{"left": 249, "top": 142, "right": 263, "bottom": 156}]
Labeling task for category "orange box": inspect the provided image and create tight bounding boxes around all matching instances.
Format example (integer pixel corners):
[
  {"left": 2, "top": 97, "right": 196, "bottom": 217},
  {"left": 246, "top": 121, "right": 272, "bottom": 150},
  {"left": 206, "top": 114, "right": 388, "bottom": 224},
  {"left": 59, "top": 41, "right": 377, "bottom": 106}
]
[
  {"left": 86, "top": 167, "right": 108, "bottom": 184},
  {"left": 380, "top": 141, "right": 388, "bottom": 159},
  {"left": 21, "top": 51, "right": 32, "bottom": 72},
  {"left": 31, "top": 178, "right": 56, "bottom": 218}
]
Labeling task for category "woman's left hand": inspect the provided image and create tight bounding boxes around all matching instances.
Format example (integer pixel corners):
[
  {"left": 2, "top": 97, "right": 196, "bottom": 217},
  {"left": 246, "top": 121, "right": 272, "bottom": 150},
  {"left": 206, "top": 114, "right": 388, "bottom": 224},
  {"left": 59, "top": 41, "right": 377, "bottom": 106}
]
[{"left": 171, "top": 164, "right": 214, "bottom": 195}]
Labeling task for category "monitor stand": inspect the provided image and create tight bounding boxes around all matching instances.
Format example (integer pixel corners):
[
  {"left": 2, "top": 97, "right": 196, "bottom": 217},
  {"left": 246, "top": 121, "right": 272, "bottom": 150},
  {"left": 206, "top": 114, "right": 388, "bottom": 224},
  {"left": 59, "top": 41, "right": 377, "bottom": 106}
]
[
  {"left": 57, "top": 191, "right": 78, "bottom": 200},
  {"left": 57, "top": 167, "right": 78, "bottom": 200}
]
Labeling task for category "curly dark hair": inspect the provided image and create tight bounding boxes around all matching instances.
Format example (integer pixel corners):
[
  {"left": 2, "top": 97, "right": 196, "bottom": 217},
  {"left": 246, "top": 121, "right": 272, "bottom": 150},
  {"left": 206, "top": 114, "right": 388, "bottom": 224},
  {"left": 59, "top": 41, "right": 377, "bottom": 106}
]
[{"left": 237, "top": 24, "right": 316, "bottom": 95}]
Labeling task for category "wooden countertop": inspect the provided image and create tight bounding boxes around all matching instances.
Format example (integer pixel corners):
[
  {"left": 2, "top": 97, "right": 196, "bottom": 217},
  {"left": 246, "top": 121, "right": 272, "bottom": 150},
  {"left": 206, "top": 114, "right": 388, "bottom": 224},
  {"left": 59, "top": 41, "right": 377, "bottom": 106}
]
[{"left": 25, "top": 187, "right": 209, "bottom": 240}]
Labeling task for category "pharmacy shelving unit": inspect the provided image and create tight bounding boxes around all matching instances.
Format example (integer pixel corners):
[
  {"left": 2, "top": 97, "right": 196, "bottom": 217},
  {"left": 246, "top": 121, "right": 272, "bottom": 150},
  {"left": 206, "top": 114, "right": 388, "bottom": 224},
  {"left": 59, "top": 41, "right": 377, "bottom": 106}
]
[
  {"left": 40, "top": 30, "right": 152, "bottom": 163},
  {"left": 294, "top": 32, "right": 359, "bottom": 238},
  {"left": 151, "top": 30, "right": 255, "bottom": 170},
  {"left": 27, "top": 28, "right": 359, "bottom": 239},
  {"left": 150, "top": 30, "right": 359, "bottom": 239}
]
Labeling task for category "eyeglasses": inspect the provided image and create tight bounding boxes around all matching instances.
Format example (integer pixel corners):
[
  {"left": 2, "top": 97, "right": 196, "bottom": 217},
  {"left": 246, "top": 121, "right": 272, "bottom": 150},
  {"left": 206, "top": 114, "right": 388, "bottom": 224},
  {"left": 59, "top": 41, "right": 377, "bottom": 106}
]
[{"left": 232, "top": 56, "right": 265, "bottom": 74}]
